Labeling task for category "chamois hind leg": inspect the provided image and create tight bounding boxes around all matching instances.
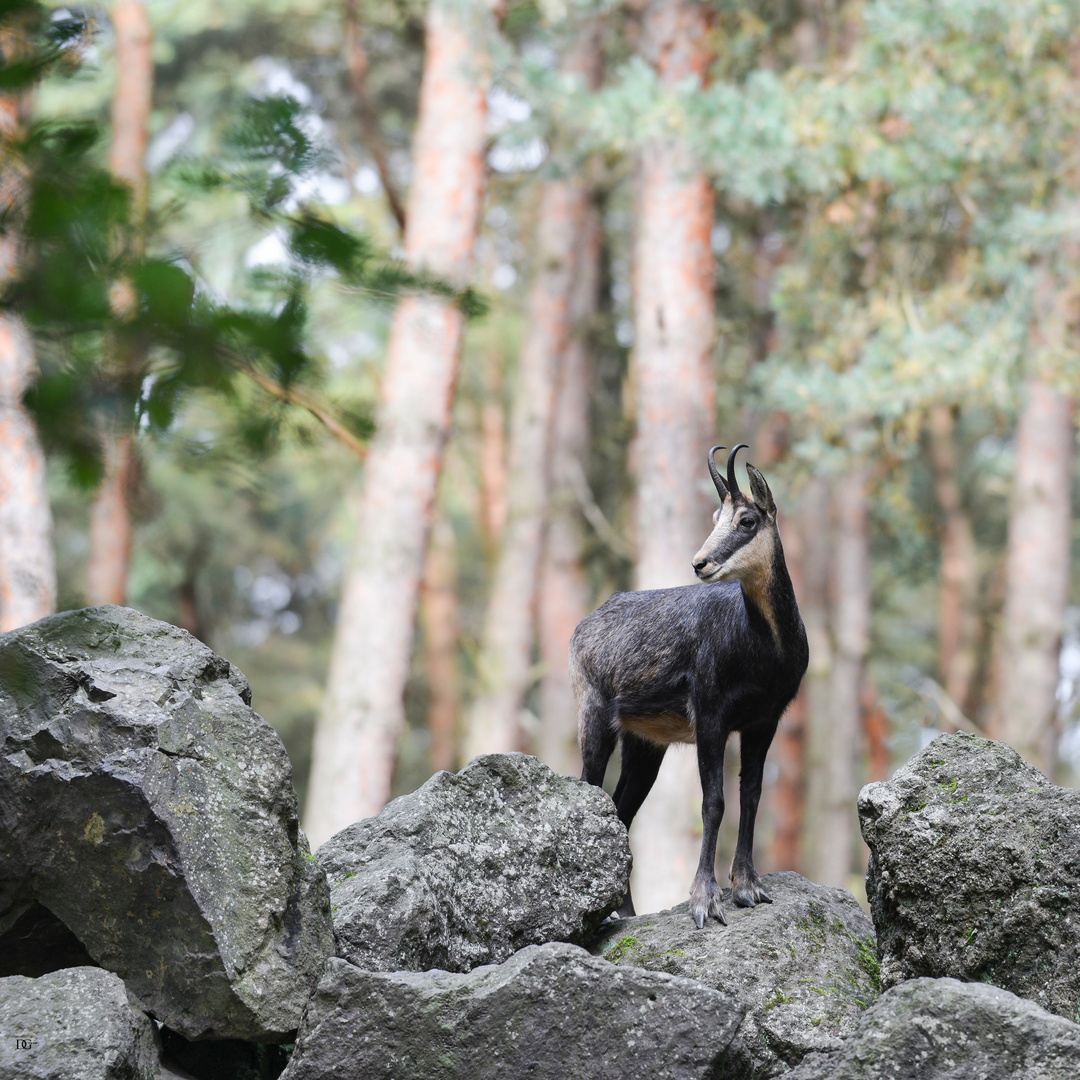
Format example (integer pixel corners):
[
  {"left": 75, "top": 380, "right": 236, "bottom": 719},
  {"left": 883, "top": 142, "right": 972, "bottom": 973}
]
[
  {"left": 730, "top": 720, "right": 778, "bottom": 907},
  {"left": 612, "top": 732, "right": 666, "bottom": 830},
  {"left": 690, "top": 724, "right": 728, "bottom": 928},
  {"left": 578, "top": 691, "right": 617, "bottom": 788},
  {"left": 610, "top": 732, "right": 666, "bottom": 917}
]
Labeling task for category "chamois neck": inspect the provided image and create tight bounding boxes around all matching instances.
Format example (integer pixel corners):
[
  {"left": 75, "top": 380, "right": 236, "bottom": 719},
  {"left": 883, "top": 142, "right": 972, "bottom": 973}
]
[{"left": 738, "top": 528, "right": 798, "bottom": 649}]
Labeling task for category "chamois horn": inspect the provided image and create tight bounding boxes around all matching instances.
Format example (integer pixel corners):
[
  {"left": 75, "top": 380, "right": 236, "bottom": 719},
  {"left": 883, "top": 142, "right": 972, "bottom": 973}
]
[
  {"left": 708, "top": 445, "right": 728, "bottom": 498},
  {"left": 727, "top": 444, "right": 749, "bottom": 499}
]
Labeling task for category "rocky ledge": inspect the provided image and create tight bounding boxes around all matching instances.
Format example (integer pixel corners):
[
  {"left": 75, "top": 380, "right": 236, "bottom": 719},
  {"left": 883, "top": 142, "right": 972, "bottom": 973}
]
[{"left": 4, "top": 611, "right": 1080, "bottom": 1079}]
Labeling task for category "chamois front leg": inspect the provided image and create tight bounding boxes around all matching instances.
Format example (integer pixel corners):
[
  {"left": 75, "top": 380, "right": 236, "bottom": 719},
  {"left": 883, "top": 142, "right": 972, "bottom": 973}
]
[
  {"left": 730, "top": 721, "right": 777, "bottom": 907},
  {"left": 690, "top": 729, "right": 727, "bottom": 928}
]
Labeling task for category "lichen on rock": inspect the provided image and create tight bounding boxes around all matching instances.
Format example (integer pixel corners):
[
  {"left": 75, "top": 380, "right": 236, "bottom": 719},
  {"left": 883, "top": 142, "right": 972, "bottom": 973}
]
[
  {"left": 318, "top": 752, "right": 631, "bottom": 973},
  {"left": 0, "top": 606, "right": 334, "bottom": 1041},
  {"left": 859, "top": 731, "right": 1080, "bottom": 1020},
  {"left": 280, "top": 944, "right": 743, "bottom": 1080},
  {"left": 785, "top": 976, "right": 1080, "bottom": 1080},
  {"left": 0, "top": 966, "right": 161, "bottom": 1080},
  {"left": 590, "top": 871, "right": 878, "bottom": 1078}
]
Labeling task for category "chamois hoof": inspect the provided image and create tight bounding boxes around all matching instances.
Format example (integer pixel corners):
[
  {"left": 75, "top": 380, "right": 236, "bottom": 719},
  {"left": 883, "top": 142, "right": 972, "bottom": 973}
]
[
  {"left": 689, "top": 878, "right": 726, "bottom": 928},
  {"left": 731, "top": 872, "right": 772, "bottom": 908}
]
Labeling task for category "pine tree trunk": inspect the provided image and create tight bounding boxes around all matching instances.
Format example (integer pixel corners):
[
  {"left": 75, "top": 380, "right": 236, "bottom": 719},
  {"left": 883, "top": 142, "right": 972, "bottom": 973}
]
[
  {"left": 479, "top": 354, "right": 507, "bottom": 547},
  {"left": 421, "top": 515, "right": 459, "bottom": 774},
  {"left": 995, "top": 376, "right": 1074, "bottom": 774},
  {"left": 769, "top": 502, "right": 806, "bottom": 872},
  {"left": 0, "top": 17, "right": 55, "bottom": 631},
  {"left": 177, "top": 571, "right": 206, "bottom": 643},
  {"left": 86, "top": 432, "right": 138, "bottom": 605},
  {"left": 86, "top": 0, "right": 153, "bottom": 607},
  {"left": 462, "top": 177, "right": 591, "bottom": 759},
  {"left": 928, "top": 404, "right": 979, "bottom": 714},
  {"left": 536, "top": 201, "right": 601, "bottom": 777},
  {"left": 108, "top": 0, "right": 152, "bottom": 216},
  {"left": 304, "top": 0, "right": 490, "bottom": 844},
  {"left": 627, "top": 0, "right": 716, "bottom": 916},
  {"left": 0, "top": 318, "right": 54, "bottom": 631},
  {"left": 463, "top": 31, "right": 601, "bottom": 762},
  {"left": 797, "top": 477, "right": 835, "bottom": 884},
  {"left": 819, "top": 462, "right": 870, "bottom": 888},
  {"left": 343, "top": 0, "right": 408, "bottom": 233},
  {"left": 862, "top": 679, "right": 890, "bottom": 781}
]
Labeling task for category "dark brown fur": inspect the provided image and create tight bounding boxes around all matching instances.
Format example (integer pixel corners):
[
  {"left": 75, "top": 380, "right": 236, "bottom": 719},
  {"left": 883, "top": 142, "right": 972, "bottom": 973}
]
[{"left": 572, "top": 446, "right": 808, "bottom": 927}]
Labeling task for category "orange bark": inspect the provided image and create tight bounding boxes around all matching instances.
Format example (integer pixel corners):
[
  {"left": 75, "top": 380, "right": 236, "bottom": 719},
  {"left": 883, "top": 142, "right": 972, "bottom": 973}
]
[
  {"left": 305, "top": 0, "right": 490, "bottom": 843},
  {"left": 463, "top": 179, "right": 592, "bottom": 758},
  {"left": 479, "top": 355, "right": 507, "bottom": 546},
  {"left": 628, "top": 0, "right": 716, "bottom": 915},
  {"left": 862, "top": 679, "right": 890, "bottom": 783},
  {"left": 108, "top": 0, "right": 153, "bottom": 223},
  {"left": 769, "top": 501, "right": 806, "bottom": 873},
  {"left": 794, "top": 478, "right": 834, "bottom": 882},
  {"left": 769, "top": 692, "right": 805, "bottom": 872},
  {"left": 819, "top": 461, "right": 871, "bottom": 888},
  {"left": 0, "top": 16, "right": 56, "bottom": 630},
  {"left": 928, "top": 404, "right": 979, "bottom": 714},
  {"left": 177, "top": 573, "right": 205, "bottom": 643},
  {"left": 85, "top": 0, "right": 153, "bottom": 607},
  {"left": 421, "top": 516, "right": 459, "bottom": 774},
  {"left": 343, "top": 0, "right": 408, "bottom": 233},
  {"left": 463, "top": 24, "right": 602, "bottom": 763},
  {"left": 86, "top": 432, "right": 138, "bottom": 606}
]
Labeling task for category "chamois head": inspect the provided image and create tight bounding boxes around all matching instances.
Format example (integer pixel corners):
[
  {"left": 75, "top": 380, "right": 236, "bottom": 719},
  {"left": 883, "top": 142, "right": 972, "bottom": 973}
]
[{"left": 692, "top": 444, "right": 778, "bottom": 585}]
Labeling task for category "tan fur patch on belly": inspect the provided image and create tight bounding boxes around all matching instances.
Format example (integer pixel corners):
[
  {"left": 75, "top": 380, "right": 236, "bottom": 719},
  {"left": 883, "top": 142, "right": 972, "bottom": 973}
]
[{"left": 620, "top": 712, "right": 697, "bottom": 746}]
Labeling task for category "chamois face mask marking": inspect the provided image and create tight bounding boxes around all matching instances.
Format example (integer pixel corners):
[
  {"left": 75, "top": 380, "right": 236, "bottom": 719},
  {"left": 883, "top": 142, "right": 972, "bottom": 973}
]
[{"left": 694, "top": 501, "right": 766, "bottom": 583}]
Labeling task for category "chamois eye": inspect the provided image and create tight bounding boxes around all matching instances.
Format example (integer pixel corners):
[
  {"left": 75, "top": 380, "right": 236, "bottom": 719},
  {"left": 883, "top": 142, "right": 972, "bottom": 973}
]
[{"left": 739, "top": 516, "right": 755, "bottom": 529}]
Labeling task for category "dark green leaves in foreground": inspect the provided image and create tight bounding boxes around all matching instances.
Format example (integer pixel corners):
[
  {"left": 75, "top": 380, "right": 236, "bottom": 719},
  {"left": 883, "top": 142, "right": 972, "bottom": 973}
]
[{"left": 1, "top": 39, "right": 486, "bottom": 482}]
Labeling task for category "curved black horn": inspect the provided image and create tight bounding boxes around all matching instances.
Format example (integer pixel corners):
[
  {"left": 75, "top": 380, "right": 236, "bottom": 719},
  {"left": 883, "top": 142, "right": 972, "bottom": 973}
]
[
  {"left": 726, "top": 444, "right": 749, "bottom": 498},
  {"left": 708, "top": 446, "right": 727, "bottom": 498}
]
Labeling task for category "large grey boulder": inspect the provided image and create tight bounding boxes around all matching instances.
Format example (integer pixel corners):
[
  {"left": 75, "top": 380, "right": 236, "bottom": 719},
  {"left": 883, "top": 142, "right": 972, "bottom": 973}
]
[
  {"left": 280, "top": 944, "right": 744, "bottom": 1080},
  {"left": 318, "top": 753, "right": 631, "bottom": 973},
  {"left": 590, "top": 871, "right": 879, "bottom": 1078},
  {"left": 0, "top": 606, "right": 334, "bottom": 1041},
  {"left": 0, "top": 966, "right": 160, "bottom": 1080},
  {"left": 786, "top": 977, "right": 1080, "bottom": 1080},
  {"left": 859, "top": 731, "right": 1080, "bottom": 1018}
]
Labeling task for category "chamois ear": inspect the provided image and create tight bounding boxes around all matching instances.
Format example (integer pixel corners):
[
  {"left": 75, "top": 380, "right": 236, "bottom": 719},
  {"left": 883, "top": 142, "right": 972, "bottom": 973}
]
[{"left": 746, "top": 464, "right": 776, "bottom": 520}]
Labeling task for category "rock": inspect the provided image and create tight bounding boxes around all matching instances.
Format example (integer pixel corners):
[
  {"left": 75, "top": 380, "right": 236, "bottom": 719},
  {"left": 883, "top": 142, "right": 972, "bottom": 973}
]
[
  {"left": 590, "top": 871, "right": 879, "bottom": 1078},
  {"left": 0, "top": 606, "right": 334, "bottom": 1041},
  {"left": 859, "top": 731, "right": 1080, "bottom": 1018},
  {"left": 785, "top": 977, "right": 1080, "bottom": 1080},
  {"left": 0, "top": 966, "right": 161, "bottom": 1080},
  {"left": 280, "top": 945, "right": 743, "bottom": 1080},
  {"left": 318, "top": 753, "right": 631, "bottom": 972}
]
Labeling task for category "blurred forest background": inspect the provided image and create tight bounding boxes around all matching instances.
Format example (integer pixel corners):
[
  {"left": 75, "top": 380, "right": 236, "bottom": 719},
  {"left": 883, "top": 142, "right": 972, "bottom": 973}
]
[{"left": 3, "top": 0, "right": 1080, "bottom": 910}]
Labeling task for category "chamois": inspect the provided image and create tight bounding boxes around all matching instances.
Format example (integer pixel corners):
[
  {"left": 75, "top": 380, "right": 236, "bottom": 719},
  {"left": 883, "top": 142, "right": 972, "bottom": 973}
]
[{"left": 571, "top": 445, "right": 808, "bottom": 928}]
